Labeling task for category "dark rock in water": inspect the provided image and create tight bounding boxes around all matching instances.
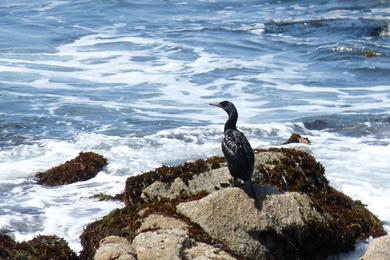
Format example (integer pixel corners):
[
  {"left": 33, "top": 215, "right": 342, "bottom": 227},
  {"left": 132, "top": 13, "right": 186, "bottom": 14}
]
[
  {"left": 80, "top": 148, "right": 386, "bottom": 260},
  {"left": 284, "top": 133, "right": 311, "bottom": 144},
  {"left": 264, "top": 18, "right": 388, "bottom": 39},
  {"left": 0, "top": 234, "right": 78, "bottom": 260},
  {"left": 36, "top": 152, "right": 107, "bottom": 186},
  {"left": 89, "top": 193, "right": 122, "bottom": 201},
  {"left": 304, "top": 119, "right": 330, "bottom": 130}
]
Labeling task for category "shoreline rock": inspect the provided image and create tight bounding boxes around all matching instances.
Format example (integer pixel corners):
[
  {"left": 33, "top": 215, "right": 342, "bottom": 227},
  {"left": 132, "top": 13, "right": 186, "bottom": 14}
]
[
  {"left": 80, "top": 148, "right": 386, "bottom": 260},
  {"left": 35, "top": 152, "right": 107, "bottom": 186},
  {"left": 283, "top": 133, "right": 311, "bottom": 145},
  {"left": 360, "top": 235, "right": 390, "bottom": 260}
]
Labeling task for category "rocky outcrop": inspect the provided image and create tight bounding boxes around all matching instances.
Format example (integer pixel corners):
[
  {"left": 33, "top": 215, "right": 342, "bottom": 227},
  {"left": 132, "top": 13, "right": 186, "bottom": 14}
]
[
  {"left": 123, "top": 157, "right": 225, "bottom": 205},
  {"left": 283, "top": 133, "right": 311, "bottom": 144},
  {"left": 360, "top": 235, "right": 390, "bottom": 260},
  {"left": 36, "top": 152, "right": 107, "bottom": 186},
  {"left": 94, "top": 236, "right": 136, "bottom": 260},
  {"left": 177, "top": 188, "right": 270, "bottom": 259},
  {"left": 80, "top": 148, "right": 386, "bottom": 260},
  {"left": 0, "top": 234, "right": 78, "bottom": 260},
  {"left": 177, "top": 188, "right": 329, "bottom": 259},
  {"left": 183, "top": 241, "right": 235, "bottom": 260},
  {"left": 94, "top": 214, "right": 235, "bottom": 260},
  {"left": 141, "top": 167, "right": 231, "bottom": 202},
  {"left": 132, "top": 228, "right": 188, "bottom": 260}
]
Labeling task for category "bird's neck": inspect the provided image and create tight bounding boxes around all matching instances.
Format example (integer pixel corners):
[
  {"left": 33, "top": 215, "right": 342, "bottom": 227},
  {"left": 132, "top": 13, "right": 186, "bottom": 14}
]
[{"left": 224, "top": 110, "right": 238, "bottom": 132}]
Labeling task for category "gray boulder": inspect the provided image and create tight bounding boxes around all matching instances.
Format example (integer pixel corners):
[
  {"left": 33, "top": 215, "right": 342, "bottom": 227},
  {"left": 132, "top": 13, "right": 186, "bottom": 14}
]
[
  {"left": 132, "top": 229, "right": 189, "bottom": 260},
  {"left": 132, "top": 213, "right": 235, "bottom": 260},
  {"left": 136, "top": 213, "right": 189, "bottom": 234},
  {"left": 360, "top": 235, "right": 390, "bottom": 260},
  {"left": 177, "top": 187, "right": 327, "bottom": 259},
  {"left": 184, "top": 241, "right": 236, "bottom": 260},
  {"left": 141, "top": 167, "right": 231, "bottom": 201},
  {"left": 94, "top": 236, "right": 136, "bottom": 260}
]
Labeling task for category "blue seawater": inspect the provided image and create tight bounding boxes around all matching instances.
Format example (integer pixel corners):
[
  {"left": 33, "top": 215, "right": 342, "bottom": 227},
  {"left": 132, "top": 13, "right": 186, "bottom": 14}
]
[{"left": 0, "top": 0, "right": 389, "bottom": 256}]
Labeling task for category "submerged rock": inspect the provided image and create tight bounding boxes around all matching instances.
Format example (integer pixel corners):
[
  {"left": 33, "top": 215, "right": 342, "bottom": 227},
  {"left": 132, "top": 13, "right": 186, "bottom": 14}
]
[
  {"left": 80, "top": 148, "right": 386, "bottom": 260},
  {"left": 360, "top": 235, "right": 390, "bottom": 260},
  {"left": 0, "top": 234, "right": 78, "bottom": 260},
  {"left": 36, "top": 152, "right": 107, "bottom": 186}
]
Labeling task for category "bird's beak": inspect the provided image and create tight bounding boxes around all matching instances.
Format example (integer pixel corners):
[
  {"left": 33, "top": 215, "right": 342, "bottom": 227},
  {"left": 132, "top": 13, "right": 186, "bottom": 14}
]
[{"left": 209, "top": 102, "right": 220, "bottom": 107}]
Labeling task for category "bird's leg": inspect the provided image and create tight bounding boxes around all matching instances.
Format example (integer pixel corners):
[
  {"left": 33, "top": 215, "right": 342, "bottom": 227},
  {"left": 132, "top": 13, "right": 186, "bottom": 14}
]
[{"left": 231, "top": 178, "right": 238, "bottom": 187}]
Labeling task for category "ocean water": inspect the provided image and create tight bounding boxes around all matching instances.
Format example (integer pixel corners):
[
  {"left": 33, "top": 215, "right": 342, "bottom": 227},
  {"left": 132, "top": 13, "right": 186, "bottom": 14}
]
[{"left": 0, "top": 0, "right": 389, "bottom": 257}]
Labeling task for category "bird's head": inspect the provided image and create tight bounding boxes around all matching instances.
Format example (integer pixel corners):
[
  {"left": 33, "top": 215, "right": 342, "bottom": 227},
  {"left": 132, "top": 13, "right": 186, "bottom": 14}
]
[{"left": 209, "top": 100, "right": 236, "bottom": 114}]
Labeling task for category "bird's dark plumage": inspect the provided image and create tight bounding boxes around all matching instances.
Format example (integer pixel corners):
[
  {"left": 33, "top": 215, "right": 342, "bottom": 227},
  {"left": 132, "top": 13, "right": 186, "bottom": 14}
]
[{"left": 210, "top": 101, "right": 255, "bottom": 195}]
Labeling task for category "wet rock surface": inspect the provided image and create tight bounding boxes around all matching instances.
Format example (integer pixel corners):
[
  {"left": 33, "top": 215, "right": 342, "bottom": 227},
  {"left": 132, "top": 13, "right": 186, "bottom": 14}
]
[{"left": 36, "top": 152, "right": 107, "bottom": 186}]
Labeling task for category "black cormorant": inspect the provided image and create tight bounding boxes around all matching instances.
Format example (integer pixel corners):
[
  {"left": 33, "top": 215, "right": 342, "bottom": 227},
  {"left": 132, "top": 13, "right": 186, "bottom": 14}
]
[{"left": 210, "top": 101, "right": 255, "bottom": 197}]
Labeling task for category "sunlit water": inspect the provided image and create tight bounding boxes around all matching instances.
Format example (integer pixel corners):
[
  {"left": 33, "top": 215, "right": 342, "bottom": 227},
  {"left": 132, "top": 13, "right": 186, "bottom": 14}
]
[{"left": 0, "top": 1, "right": 389, "bottom": 257}]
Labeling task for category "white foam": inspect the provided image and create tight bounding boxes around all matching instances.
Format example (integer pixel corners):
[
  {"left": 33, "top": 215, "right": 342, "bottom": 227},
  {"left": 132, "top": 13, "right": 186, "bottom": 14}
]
[
  {"left": 34, "top": 0, "right": 69, "bottom": 12},
  {"left": 308, "top": 131, "right": 390, "bottom": 233}
]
